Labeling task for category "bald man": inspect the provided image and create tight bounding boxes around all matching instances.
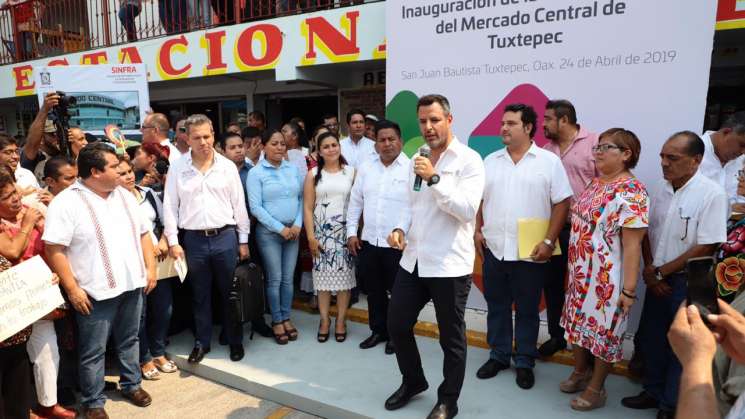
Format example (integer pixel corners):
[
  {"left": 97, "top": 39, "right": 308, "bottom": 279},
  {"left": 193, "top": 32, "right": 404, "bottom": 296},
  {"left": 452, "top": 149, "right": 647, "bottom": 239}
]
[{"left": 142, "top": 113, "right": 181, "bottom": 165}]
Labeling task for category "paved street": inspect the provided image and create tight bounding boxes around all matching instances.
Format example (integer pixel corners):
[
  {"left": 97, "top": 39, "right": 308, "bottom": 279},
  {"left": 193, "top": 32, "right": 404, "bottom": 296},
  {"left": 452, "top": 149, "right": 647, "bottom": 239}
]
[{"left": 92, "top": 370, "right": 321, "bottom": 419}]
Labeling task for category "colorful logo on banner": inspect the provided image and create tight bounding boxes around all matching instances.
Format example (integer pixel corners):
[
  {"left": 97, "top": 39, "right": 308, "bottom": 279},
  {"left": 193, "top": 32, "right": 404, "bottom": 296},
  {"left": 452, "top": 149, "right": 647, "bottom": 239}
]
[
  {"left": 385, "top": 85, "right": 554, "bottom": 309},
  {"left": 385, "top": 84, "right": 550, "bottom": 159}
]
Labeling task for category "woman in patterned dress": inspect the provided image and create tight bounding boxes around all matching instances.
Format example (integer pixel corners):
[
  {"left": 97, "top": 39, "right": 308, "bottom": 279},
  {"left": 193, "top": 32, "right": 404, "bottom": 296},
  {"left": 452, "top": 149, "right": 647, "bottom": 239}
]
[
  {"left": 303, "top": 132, "right": 356, "bottom": 343},
  {"left": 298, "top": 125, "right": 331, "bottom": 309},
  {"left": 559, "top": 128, "right": 649, "bottom": 411}
]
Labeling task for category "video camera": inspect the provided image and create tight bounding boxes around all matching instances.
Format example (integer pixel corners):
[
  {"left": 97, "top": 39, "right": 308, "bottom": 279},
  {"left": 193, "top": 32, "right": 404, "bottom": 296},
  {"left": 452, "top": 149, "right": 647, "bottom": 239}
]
[{"left": 47, "top": 91, "right": 77, "bottom": 157}]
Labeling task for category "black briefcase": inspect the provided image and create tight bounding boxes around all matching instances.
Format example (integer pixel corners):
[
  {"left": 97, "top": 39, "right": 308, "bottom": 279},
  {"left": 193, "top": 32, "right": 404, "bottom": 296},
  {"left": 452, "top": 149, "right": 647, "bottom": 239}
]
[{"left": 230, "top": 260, "right": 266, "bottom": 325}]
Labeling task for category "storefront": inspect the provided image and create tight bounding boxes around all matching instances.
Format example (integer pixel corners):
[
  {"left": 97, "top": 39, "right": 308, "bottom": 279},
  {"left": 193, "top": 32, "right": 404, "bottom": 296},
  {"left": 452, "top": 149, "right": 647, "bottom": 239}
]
[
  {"left": 1, "top": 1, "right": 743, "bottom": 139},
  {"left": 0, "top": 2, "right": 387, "bottom": 138}
]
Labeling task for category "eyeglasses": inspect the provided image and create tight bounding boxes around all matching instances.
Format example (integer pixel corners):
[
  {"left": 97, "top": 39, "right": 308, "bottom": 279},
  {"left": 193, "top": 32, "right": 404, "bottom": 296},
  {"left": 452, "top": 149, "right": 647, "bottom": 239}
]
[
  {"left": 141, "top": 125, "right": 155, "bottom": 131},
  {"left": 592, "top": 144, "right": 624, "bottom": 153},
  {"left": 178, "top": 127, "right": 186, "bottom": 133},
  {"left": 0, "top": 148, "right": 19, "bottom": 156}
]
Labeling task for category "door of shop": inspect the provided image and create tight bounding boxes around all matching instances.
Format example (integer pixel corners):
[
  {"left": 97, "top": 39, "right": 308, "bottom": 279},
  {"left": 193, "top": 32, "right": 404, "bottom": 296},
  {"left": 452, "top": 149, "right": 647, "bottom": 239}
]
[{"left": 278, "top": 95, "right": 338, "bottom": 133}]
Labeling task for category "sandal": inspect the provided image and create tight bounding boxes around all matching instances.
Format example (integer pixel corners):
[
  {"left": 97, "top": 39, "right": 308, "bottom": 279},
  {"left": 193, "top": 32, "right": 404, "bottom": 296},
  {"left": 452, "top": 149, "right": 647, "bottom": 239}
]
[
  {"left": 271, "top": 322, "right": 289, "bottom": 345},
  {"left": 335, "top": 320, "right": 347, "bottom": 343},
  {"left": 142, "top": 366, "right": 161, "bottom": 381},
  {"left": 570, "top": 386, "right": 607, "bottom": 411},
  {"left": 317, "top": 319, "right": 330, "bottom": 343},
  {"left": 283, "top": 320, "right": 299, "bottom": 341},
  {"left": 154, "top": 359, "right": 178, "bottom": 373},
  {"left": 559, "top": 368, "right": 592, "bottom": 393}
]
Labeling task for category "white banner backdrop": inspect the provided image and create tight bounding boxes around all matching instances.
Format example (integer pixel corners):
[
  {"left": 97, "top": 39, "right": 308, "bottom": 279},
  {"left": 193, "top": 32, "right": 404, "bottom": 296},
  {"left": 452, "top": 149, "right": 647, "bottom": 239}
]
[
  {"left": 34, "top": 64, "right": 150, "bottom": 137},
  {"left": 386, "top": 0, "right": 718, "bottom": 320}
]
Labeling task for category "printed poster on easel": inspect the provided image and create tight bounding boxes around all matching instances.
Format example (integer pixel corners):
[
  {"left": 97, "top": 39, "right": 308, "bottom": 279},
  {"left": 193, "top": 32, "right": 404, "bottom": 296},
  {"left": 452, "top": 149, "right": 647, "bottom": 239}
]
[{"left": 34, "top": 64, "right": 150, "bottom": 137}]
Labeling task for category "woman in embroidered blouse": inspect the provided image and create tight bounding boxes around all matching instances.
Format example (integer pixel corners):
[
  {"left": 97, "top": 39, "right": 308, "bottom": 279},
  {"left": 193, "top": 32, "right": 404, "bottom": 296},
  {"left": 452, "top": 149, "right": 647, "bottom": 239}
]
[
  {"left": 247, "top": 129, "right": 304, "bottom": 345},
  {"left": 559, "top": 128, "right": 649, "bottom": 411},
  {"left": 117, "top": 158, "right": 177, "bottom": 379},
  {"left": 0, "top": 166, "right": 75, "bottom": 418}
]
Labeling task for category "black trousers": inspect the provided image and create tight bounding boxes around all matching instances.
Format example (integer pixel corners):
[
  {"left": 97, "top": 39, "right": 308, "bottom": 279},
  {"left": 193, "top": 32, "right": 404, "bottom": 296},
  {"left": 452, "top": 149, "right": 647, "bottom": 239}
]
[
  {"left": 183, "top": 228, "right": 242, "bottom": 347},
  {"left": 544, "top": 224, "right": 571, "bottom": 339},
  {"left": 359, "top": 241, "right": 401, "bottom": 337},
  {"left": 0, "top": 343, "right": 32, "bottom": 419},
  {"left": 388, "top": 265, "right": 471, "bottom": 405}
]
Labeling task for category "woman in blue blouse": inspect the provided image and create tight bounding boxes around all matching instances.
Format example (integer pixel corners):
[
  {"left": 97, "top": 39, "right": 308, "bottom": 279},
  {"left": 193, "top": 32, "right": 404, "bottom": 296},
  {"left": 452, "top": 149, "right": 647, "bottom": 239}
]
[{"left": 247, "top": 129, "right": 304, "bottom": 345}]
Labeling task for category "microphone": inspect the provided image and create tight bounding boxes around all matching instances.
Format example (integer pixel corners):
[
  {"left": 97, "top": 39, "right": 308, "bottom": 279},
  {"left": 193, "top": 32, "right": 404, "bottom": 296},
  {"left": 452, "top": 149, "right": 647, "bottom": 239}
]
[{"left": 413, "top": 145, "right": 431, "bottom": 192}]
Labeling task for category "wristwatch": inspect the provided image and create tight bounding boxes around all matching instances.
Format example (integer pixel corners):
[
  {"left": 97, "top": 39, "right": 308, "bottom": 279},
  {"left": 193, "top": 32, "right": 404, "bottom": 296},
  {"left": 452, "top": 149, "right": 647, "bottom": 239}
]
[
  {"left": 654, "top": 267, "right": 664, "bottom": 282},
  {"left": 427, "top": 174, "right": 441, "bottom": 186},
  {"left": 542, "top": 238, "right": 555, "bottom": 250}
]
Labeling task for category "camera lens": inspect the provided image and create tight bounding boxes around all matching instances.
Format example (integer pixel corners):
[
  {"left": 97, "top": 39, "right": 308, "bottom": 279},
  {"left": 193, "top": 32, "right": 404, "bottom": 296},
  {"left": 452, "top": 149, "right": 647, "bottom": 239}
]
[{"left": 62, "top": 95, "right": 77, "bottom": 107}]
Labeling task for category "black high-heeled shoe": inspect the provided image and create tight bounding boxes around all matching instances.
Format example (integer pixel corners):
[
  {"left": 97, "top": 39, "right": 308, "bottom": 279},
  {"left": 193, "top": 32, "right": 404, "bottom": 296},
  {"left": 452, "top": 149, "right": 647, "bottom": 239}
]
[
  {"left": 271, "top": 322, "right": 289, "bottom": 345},
  {"left": 317, "top": 319, "right": 330, "bottom": 343},
  {"left": 335, "top": 320, "right": 347, "bottom": 343},
  {"left": 283, "top": 320, "right": 299, "bottom": 341}
]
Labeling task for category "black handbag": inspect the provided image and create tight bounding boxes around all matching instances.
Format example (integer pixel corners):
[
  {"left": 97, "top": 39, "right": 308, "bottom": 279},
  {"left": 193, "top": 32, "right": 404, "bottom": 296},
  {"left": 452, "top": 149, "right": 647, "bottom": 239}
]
[{"left": 229, "top": 260, "right": 266, "bottom": 327}]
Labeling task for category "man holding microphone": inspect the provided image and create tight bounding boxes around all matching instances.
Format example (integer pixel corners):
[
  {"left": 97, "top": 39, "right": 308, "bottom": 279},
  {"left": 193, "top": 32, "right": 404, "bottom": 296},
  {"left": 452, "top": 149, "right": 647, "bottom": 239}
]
[{"left": 385, "top": 94, "right": 485, "bottom": 419}]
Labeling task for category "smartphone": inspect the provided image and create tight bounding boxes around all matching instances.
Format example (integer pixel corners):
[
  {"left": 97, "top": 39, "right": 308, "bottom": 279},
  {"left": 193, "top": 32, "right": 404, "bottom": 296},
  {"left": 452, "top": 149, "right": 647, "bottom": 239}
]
[{"left": 686, "top": 256, "right": 720, "bottom": 325}]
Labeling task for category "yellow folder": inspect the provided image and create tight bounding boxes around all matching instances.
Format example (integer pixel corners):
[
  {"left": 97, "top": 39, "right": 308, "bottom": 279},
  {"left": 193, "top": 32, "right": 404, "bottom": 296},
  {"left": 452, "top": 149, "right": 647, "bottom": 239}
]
[{"left": 517, "top": 218, "right": 562, "bottom": 260}]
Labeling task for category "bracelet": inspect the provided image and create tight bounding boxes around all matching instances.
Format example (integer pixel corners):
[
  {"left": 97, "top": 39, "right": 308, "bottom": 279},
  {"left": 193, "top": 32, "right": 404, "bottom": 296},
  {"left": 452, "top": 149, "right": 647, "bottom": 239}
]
[
  {"left": 622, "top": 289, "right": 636, "bottom": 299},
  {"left": 19, "top": 229, "right": 31, "bottom": 236}
]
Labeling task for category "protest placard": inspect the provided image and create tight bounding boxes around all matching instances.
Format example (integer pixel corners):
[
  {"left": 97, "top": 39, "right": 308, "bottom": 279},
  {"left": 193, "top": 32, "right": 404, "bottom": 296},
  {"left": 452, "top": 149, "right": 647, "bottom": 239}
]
[{"left": 0, "top": 256, "right": 63, "bottom": 342}]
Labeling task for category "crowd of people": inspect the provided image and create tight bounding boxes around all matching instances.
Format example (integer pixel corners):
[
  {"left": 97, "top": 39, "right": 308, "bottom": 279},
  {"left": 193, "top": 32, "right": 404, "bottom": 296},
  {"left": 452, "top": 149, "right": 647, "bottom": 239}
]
[{"left": 1, "top": 90, "right": 745, "bottom": 419}]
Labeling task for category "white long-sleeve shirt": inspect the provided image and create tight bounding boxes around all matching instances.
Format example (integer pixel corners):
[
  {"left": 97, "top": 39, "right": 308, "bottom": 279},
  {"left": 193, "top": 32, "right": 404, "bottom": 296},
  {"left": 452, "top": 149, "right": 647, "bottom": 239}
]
[
  {"left": 163, "top": 151, "right": 250, "bottom": 246},
  {"left": 481, "top": 143, "right": 573, "bottom": 261},
  {"left": 395, "top": 137, "right": 485, "bottom": 277},
  {"left": 340, "top": 136, "right": 377, "bottom": 169},
  {"left": 346, "top": 153, "right": 410, "bottom": 248},
  {"left": 699, "top": 131, "right": 744, "bottom": 204}
]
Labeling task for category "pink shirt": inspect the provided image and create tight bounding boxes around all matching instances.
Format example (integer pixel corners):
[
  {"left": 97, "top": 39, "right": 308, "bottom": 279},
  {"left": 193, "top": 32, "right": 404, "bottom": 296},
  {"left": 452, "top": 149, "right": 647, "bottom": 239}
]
[{"left": 542, "top": 126, "right": 599, "bottom": 200}]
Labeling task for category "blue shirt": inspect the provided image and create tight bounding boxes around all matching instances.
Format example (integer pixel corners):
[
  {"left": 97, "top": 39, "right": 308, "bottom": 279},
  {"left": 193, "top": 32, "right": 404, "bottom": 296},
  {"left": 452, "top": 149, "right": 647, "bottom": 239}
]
[{"left": 247, "top": 159, "right": 304, "bottom": 233}]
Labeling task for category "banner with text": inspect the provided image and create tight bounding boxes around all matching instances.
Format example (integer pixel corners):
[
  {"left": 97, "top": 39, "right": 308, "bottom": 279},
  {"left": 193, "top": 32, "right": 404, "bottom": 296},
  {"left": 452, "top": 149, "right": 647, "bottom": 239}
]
[
  {"left": 386, "top": 0, "right": 717, "bottom": 313},
  {"left": 0, "top": 256, "right": 63, "bottom": 342},
  {"left": 35, "top": 65, "right": 150, "bottom": 137},
  {"left": 5, "top": 3, "right": 386, "bottom": 99}
]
